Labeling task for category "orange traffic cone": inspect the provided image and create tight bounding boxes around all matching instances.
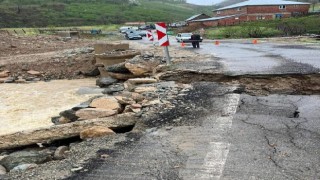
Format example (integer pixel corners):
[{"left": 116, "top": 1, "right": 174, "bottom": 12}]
[
  {"left": 181, "top": 42, "right": 186, "bottom": 48},
  {"left": 252, "top": 39, "right": 258, "bottom": 44},
  {"left": 215, "top": 40, "right": 220, "bottom": 45}
]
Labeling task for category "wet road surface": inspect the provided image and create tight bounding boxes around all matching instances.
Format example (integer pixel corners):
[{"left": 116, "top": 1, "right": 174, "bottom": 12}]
[
  {"left": 182, "top": 39, "right": 320, "bottom": 75},
  {"left": 67, "top": 39, "right": 320, "bottom": 180}
]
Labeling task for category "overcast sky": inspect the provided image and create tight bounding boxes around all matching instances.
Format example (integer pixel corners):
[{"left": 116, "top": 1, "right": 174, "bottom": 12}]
[{"left": 186, "top": 0, "right": 224, "bottom": 5}]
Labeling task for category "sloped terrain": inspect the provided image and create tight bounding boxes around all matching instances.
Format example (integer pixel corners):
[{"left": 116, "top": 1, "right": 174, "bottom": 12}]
[{"left": 0, "top": 0, "right": 214, "bottom": 28}]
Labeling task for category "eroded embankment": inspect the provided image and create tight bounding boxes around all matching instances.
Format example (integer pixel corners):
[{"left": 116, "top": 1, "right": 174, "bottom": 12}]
[{"left": 160, "top": 71, "right": 320, "bottom": 96}]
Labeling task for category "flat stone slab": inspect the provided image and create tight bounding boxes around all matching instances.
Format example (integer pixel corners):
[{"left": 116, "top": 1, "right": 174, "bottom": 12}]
[
  {"left": 0, "top": 114, "right": 136, "bottom": 150},
  {"left": 127, "top": 78, "right": 158, "bottom": 85}
]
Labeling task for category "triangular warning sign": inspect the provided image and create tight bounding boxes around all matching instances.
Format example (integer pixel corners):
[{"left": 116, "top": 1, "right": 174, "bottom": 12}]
[{"left": 157, "top": 30, "right": 166, "bottom": 40}]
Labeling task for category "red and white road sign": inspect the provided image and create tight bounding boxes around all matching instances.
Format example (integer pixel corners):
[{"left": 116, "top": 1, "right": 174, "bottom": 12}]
[
  {"left": 155, "top": 22, "right": 169, "bottom": 46},
  {"left": 146, "top": 30, "right": 153, "bottom": 41}
]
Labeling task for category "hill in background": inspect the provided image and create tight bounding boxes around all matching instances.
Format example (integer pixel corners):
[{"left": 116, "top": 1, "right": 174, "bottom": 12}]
[{"left": 0, "top": 0, "right": 215, "bottom": 28}]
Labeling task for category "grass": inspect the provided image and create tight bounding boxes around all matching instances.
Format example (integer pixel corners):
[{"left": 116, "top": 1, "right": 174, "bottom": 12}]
[
  {"left": 0, "top": 0, "right": 215, "bottom": 28},
  {"left": 205, "top": 15, "right": 320, "bottom": 39}
]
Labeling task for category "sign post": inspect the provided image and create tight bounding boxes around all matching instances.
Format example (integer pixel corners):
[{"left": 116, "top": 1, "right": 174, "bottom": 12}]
[{"left": 155, "top": 22, "right": 171, "bottom": 65}]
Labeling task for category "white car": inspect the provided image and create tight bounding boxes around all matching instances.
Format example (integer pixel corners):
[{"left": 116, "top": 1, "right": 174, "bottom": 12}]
[
  {"left": 176, "top": 33, "right": 203, "bottom": 43},
  {"left": 119, "top": 26, "right": 132, "bottom": 33},
  {"left": 119, "top": 26, "right": 138, "bottom": 33}
]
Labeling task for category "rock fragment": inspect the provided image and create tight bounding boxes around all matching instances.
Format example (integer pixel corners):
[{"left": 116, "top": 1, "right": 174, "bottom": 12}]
[
  {"left": 134, "top": 86, "right": 157, "bottom": 93},
  {"left": 75, "top": 108, "right": 118, "bottom": 120},
  {"left": 0, "top": 165, "right": 6, "bottom": 175},
  {"left": 0, "top": 71, "right": 9, "bottom": 78},
  {"left": 127, "top": 78, "right": 157, "bottom": 85},
  {"left": 54, "top": 146, "right": 69, "bottom": 160},
  {"left": 27, "top": 70, "right": 42, "bottom": 76},
  {"left": 0, "top": 150, "right": 51, "bottom": 170},
  {"left": 96, "top": 77, "right": 118, "bottom": 88},
  {"left": 80, "top": 126, "right": 115, "bottom": 139},
  {"left": 11, "top": 163, "right": 38, "bottom": 172}
]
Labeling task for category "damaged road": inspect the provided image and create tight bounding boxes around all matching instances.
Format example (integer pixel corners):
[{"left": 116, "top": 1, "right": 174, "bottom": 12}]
[
  {"left": 2, "top": 38, "right": 320, "bottom": 179},
  {"left": 64, "top": 40, "right": 320, "bottom": 179}
]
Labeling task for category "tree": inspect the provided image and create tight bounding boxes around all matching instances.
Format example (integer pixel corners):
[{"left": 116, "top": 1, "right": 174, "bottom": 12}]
[{"left": 310, "top": 0, "right": 318, "bottom": 12}]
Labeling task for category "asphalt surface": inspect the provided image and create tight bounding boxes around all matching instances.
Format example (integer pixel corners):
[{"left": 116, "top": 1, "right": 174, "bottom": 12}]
[
  {"left": 68, "top": 39, "right": 320, "bottom": 179},
  {"left": 176, "top": 39, "right": 320, "bottom": 75}
]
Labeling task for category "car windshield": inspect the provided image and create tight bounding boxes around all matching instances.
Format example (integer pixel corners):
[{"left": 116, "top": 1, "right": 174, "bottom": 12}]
[{"left": 181, "top": 33, "right": 192, "bottom": 37}]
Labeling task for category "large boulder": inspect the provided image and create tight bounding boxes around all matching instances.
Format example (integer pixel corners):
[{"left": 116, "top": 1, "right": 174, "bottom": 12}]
[
  {"left": 105, "top": 62, "right": 131, "bottom": 74},
  {"left": 96, "top": 77, "right": 118, "bottom": 88},
  {"left": 80, "top": 126, "right": 115, "bottom": 139},
  {"left": 125, "top": 55, "right": 161, "bottom": 76},
  {"left": 89, "top": 97, "right": 122, "bottom": 112},
  {"left": 0, "top": 114, "right": 137, "bottom": 150},
  {"left": 75, "top": 108, "right": 118, "bottom": 120},
  {"left": 0, "top": 150, "right": 51, "bottom": 170}
]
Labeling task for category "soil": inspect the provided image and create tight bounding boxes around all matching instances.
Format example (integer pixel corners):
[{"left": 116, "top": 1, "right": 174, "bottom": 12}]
[{"left": 0, "top": 33, "right": 97, "bottom": 80}]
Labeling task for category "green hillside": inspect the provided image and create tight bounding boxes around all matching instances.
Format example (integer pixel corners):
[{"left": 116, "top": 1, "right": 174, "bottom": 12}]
[{"left": 0, "top": 0, "right": 215, "bottom": 28}]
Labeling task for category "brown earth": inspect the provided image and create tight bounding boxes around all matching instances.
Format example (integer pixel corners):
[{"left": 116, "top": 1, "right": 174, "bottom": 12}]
[
  {"left": 0, "top": 33, "right": 97, "bottom": 80},
  {"left": 0, "top": 33, "right": 92, "bottom": 57}
]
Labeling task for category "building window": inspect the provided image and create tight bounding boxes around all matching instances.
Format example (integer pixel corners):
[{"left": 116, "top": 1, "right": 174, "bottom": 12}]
[
  {"left": 256, "top": 16, "right": 264, "bottom": 20},
  {"left": 279, "top": 5, "right": 286, "bottom": 9},
  {"left": 217, "top": 11, "right": 221, "bottom": 14},
  {"left": 237, "top": 7, "right": 241, "bottom": 11}
]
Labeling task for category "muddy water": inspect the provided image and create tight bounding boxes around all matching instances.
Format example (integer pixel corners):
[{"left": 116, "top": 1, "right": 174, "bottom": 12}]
[{"left": 0, "top": 79, "right": 101, "bottom": 136}]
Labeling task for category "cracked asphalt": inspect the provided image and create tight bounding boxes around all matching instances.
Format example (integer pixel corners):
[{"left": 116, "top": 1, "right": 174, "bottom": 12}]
[
  {"left": 226, "top": 94, "right": 320, "bottom": 179},
  {"left": 65, "top": 39, "right": 320, "bottom": 180}
]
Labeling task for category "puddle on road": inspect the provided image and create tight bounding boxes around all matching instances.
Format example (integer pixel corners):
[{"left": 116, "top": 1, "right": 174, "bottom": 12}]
[{"left": 0, "top": 79, "right": 101, "bottom": 136}]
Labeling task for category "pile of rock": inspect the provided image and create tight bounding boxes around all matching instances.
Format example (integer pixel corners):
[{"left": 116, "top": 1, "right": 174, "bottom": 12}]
[
  {"left": 0, "top": 70, "right": 42, "bottom": 84},
  {"left": 103, "top": 52, "right": 163, "bottom": 80},
  {"left": 0, "top": 48, "right": 194, "bottom": 176}
]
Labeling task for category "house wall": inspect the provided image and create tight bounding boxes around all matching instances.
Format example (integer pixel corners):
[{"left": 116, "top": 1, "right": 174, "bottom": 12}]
[
  {"left": 213, "top": 4, "right": 310, "bottom": 18},
  {"left": 247, "top": 5, "right": 310, "bottom": 15},
  {"left": 193, "top": 4, "right": 310, "bottom": 28},
  {"left": 188, "top": 21, "right": 218, "bottom": 27},
  {"left": 217, "top": 15, "right": 247, "bottom": 26}
]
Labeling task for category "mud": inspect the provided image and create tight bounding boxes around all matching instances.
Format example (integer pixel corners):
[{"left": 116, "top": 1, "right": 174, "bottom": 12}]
[{"left": 160, "top": 72, "right": 320, "bottom": 96}]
